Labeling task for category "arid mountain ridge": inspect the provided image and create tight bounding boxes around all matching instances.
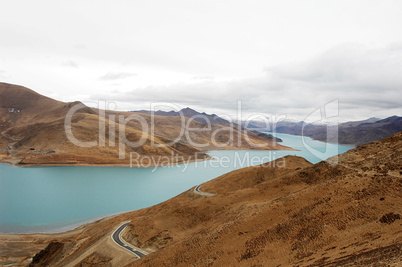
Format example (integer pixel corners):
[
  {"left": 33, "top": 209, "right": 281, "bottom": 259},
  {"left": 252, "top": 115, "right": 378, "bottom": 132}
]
[
  {"left": 245, "top": 116, "right": 402, "bottom": 146},
  {"left": 133, "top": 107, "right": 231, "bottom": 125},
  {"left": 134, "top": 107, "right": 283, "bottom": 143},
  {"left": 0, "top": 82, "right": 291, "bottom": 166}
]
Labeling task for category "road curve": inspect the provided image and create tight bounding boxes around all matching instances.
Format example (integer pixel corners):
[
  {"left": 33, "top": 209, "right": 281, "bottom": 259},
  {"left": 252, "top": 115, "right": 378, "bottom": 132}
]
[
  {"left": 111, "top": 221, "right": 148, "bottom": 258},
  {"left": 193, "top": 184, "right": 216, "bottom": 197}
]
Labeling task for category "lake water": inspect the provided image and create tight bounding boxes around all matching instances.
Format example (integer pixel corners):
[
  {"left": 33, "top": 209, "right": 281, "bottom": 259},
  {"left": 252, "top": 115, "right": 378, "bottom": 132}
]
[{"left": 0, "top": 133, "right": 354, "bottom": 234}]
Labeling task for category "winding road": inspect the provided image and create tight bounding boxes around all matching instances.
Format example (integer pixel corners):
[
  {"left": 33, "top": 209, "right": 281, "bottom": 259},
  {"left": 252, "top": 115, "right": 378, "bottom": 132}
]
[
  {"left": 112, "top": 185, "right": 214, "bottom": 258},
  {"left": 193, "top": 184, "right": 216, "bottom": 197},
  {"left": 111, "top": 221, "right": 148, "bottom": 258}
]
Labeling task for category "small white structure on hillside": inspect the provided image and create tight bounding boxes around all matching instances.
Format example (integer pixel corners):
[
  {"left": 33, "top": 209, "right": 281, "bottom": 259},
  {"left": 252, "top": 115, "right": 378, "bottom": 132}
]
[{"left": 8, "top": 108, "right": 20, "bottom": 113}]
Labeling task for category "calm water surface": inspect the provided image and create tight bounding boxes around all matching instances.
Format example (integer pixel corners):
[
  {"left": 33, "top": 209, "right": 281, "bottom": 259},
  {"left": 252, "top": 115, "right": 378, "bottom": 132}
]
[{"left": 0, "top": 133, "right": 353, "bottom": 233}]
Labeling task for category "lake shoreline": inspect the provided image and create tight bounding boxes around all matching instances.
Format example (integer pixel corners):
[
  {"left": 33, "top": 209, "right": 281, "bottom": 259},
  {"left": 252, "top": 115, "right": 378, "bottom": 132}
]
[
  {"left": 0, "top": 211, "right": 124, "bottom": 235},
  {"left": 259, "top": 130, "right": 357, "bottom": 147},
  {"left": 0, "top": 146, "right": 297, "bottom": 168},
  {"left": 0, "top": 134, "right": 352, "bottom": 237}
]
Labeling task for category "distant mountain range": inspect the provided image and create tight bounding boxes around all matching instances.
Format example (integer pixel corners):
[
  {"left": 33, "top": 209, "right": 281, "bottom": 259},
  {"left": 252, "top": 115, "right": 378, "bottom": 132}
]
[
  {"left": 133, "top": 108, "right": 282, "bottom": 143},
  {"left": 244, "top": 116, "right": 402, "bottom": 146},
  {"left": 133, "top": 107, "right": 230, "bottom": 125}
]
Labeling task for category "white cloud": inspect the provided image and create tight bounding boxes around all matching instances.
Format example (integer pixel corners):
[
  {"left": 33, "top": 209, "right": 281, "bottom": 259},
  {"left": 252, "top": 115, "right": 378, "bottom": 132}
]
[
  {"left": 99, "top": 72, "right": 137, "bottom": 81},
  {"left": 192, "top": 75, "right": 215, "bottom": 81},
  {"left": 0, "top": 70, "right": 9, "bottom": 79},
  {"left": 62, "top": 60, "right": 79, "bottom": 68},
  {"left": 73, "top": 44, "right": 87, "bottom": 50},
  {"left": 0, "top": 1, "right": 401, "bottom": 121}
]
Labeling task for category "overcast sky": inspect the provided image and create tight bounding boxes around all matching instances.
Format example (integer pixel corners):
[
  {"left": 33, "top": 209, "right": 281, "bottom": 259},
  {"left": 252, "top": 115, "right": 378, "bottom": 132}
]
[{"left": 1, "top": 0, "right": 401, "bottom": 121}]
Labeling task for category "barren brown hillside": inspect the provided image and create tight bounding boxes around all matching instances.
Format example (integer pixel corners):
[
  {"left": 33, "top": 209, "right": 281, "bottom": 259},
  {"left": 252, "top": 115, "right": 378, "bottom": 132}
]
[
  {"left": 2, "top": 131, "right": 401, "bottom": 266},
  {"left": 122, "top": 133, "right": 402, "bottom": 266},
  {"left": 0, "top": 82, "right": 291, "bottom": 166}
]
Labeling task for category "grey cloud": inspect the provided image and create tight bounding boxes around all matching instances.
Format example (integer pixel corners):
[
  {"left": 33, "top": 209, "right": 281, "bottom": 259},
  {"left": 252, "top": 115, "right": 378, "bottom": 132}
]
[
  {"left": 99, "top": 72, "right": 137, "bottom": 81},
  {"left": 91, "top": 44, "right": 402, "bottom": 121},
  {"left": 266, "top": 43, "right": 402, "bottom": 90}
]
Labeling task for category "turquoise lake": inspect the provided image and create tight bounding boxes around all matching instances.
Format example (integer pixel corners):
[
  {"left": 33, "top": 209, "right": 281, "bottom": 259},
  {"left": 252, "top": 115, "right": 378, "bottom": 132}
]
[{"left": 0, "top": 133, "right": 354, "bottom": 234}]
